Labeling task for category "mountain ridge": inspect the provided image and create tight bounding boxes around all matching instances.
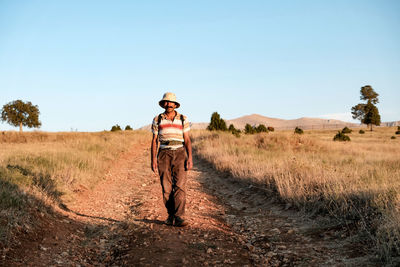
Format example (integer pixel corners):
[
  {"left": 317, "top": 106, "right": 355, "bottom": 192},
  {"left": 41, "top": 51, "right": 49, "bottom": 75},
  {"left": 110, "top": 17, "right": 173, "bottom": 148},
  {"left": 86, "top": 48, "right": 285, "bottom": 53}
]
[{"left": 139, "top": 113, "right": 365, "bottom": 131}]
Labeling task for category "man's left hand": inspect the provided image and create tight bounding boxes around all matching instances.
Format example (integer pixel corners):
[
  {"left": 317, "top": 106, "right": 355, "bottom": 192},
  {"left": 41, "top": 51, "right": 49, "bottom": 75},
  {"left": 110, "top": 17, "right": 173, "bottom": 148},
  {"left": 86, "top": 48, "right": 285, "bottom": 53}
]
[{"left": 185, "top": 158, "right": 193, "bottom": 171}]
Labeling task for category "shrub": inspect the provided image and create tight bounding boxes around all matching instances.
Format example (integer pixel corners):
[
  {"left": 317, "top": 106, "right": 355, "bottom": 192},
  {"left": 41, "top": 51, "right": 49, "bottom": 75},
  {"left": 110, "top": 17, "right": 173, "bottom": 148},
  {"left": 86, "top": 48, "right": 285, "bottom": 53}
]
[
  {"left": 111, "top": 124, "right": 122, "bottom": 132},
  {"left": 267, "top": 126, "right": 274, "bottom": 132},
  {"left": 359, "top": 129, "right": 365, "bottom": 134},
  {"left": 255, "top": 124, "right": 268, "bottom": 133},
  {"left": 342, "top": 127, "right": 352, "bottom": 134},
  {"left": 294, "top": 127, "right": 303, "bottom": 135},
  {"left": 228, "top": 124, "right": 241, "bottom": 137},
  {"left": 333, "top": 131, "right": 351, "bottom": 141},
  {"left": 391, "top": 136, "right": 396, "bottom": 139},
  {"left": 396, "top": 131, "right": 400, "bottom": 135},
  {"left": 244, "top": 124, "right": 255, "bottom": 134},
  {"left": 125, "top": 125, "right": 133, "bottom": 131}
]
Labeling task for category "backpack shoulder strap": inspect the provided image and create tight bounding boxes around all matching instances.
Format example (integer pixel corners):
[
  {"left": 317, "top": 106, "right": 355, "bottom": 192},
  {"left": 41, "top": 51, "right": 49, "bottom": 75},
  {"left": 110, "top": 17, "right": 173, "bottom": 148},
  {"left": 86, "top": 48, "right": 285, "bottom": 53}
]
[
  {"left": 157, "top": 114, "right": 162, "bottom": 127},
  {"left": 180, "top": 114, "right": 184, "bottom": 127}
]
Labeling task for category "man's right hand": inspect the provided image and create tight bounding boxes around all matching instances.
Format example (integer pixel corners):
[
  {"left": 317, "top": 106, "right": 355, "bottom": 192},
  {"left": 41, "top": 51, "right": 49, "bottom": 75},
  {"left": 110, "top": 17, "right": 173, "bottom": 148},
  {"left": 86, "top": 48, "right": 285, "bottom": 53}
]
[{"left": 151, "top": 160, "right": 158, "bottom": 173}]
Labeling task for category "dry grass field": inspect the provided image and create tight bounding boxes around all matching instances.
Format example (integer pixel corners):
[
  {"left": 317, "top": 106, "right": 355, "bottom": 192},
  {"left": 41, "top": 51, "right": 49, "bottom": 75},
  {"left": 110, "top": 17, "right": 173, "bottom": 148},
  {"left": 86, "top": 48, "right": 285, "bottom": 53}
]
[
  {"left": 191, "top": 127, "right": 400, "bottom": 261},
  {"left": 0, "top": 130, "right": 149, "bottom": 246}
]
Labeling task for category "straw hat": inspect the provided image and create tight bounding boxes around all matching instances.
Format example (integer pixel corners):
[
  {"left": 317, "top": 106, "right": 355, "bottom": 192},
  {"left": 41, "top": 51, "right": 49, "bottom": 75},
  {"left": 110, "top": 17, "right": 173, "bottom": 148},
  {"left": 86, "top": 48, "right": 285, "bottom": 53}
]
[{"left": 159, "top": 92, "right": 180, "bottom": 108}]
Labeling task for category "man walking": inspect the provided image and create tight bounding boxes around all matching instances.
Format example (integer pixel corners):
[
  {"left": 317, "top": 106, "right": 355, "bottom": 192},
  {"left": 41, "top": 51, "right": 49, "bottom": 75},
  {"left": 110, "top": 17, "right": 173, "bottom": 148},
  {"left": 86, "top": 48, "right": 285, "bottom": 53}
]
[{"left": 151, "top": 92, "right": 193, "bottom": 227}]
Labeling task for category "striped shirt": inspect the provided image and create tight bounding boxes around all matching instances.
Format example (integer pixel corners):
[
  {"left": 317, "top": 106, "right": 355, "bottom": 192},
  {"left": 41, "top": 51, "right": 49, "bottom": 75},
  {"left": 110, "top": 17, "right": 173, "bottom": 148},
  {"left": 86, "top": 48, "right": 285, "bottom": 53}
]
[{"left": 152, "top": 111, "right": 190, "bottom": 150}]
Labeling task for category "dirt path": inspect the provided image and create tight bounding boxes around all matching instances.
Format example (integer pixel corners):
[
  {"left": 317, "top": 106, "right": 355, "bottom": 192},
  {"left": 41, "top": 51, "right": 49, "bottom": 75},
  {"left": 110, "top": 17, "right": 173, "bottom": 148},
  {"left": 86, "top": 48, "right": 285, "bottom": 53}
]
[{"left": 4, "top": 143, "right": 375, "bottom": 266}]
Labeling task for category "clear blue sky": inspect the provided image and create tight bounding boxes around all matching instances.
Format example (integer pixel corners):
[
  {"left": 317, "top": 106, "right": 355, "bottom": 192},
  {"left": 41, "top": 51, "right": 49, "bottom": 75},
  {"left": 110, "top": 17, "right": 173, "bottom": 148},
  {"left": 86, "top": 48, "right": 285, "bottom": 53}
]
[{"left": 1, "top": 0, "right": 399, "bottom": 131}]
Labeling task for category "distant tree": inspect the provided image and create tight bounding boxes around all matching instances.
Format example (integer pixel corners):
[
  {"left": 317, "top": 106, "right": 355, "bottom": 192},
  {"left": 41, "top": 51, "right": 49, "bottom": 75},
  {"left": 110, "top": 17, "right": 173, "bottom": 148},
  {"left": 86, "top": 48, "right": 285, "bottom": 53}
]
[
  {"left": 244, "top": 124, "right": 255, "bottom": 134},
  {"left": 207, "top": 112, "right": 227, "bottom": 131},
  {"left": 351, "top": 85, "right": 381, "bottom": 131},
  {"left": 1, "top": 100, "right": 41, "bottom": 132},
  {"left": 125, "top": 125, "right": 133, "bottom": 131},
  {"left": 255, "top": 124, "right": 268, "bottom": 133},
  {"left": 111, "top": 124, "right": 122, "bottom": 131}
]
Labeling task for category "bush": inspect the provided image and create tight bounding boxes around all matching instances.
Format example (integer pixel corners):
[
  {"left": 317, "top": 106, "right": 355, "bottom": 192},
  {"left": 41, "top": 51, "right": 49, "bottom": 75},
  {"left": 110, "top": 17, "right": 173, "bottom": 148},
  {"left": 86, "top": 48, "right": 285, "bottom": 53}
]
[
  {"left": 244, "top": 124, "right": 255, "bottom": 134},
  {"left": 111, "top": 124, "right": 122, "bottom": 132},
  {"left": 228, "top": 124, "right": 241, "bottom": 137},
  {"left": 267, "top": 126, "right": 274, "bottom": 132},
  {"left": 333, "top": 131, "right": 351, "bottom": 141},
  {"left": 294, "top": 127, "right": 303, "bottom": 134},
  {"left": 255, "top": 124, "right": 268, "bottom": 133},
  {"left": 125, "top": 125, "right": 133, "bottom": 131},
  {"left": 391, "top": 136, "right": 396, "bottom": 139},
  {"left": 396, "top": 131, "right": 400, "bottom": 135},
  {"left": 359, "top": 129, "right": 365, "bottom": 134},
  {"left": 342, "top": 127, "right": 352, "bottom": 134}
]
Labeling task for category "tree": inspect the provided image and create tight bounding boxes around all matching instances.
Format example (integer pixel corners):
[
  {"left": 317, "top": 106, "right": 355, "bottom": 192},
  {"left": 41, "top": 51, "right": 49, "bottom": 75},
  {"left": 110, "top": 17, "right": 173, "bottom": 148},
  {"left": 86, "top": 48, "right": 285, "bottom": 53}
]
[
  {"left": 244, "top": 124, "right": 255, "bottom": 134},
  {"left": 351, "top": 85, "right": 381, "bottom": 131},
  {"left": 1, "top": 100, "right": 41, "bottom": 132},
  {"left": 125, "top": 125, "right": 133, "bottom": 131},
  {"left": 207, "top": 112, "right": 227, "bottom": 131}
]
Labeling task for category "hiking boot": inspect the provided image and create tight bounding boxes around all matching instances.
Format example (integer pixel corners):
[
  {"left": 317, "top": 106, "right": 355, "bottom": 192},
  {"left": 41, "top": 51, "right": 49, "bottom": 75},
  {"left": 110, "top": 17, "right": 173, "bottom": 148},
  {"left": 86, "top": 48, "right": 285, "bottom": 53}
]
[
  {"left": 165, "top": 215, "right": 174, "bottom": 226},
  {"left": 174, "top": 216, "right": 188, "bottom": 227}
]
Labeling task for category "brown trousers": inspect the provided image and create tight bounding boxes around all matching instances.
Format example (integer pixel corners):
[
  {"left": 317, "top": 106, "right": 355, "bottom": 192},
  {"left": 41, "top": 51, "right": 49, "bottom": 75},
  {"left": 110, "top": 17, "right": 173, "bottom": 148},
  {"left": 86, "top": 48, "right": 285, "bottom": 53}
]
[{"left": 157, "top": 147, "right": 187, "bottom": 217}]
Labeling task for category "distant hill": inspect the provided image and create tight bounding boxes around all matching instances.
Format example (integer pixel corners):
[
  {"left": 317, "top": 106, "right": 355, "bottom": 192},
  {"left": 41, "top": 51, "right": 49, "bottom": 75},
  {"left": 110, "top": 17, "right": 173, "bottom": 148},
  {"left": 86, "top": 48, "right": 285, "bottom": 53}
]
[
  {"left": 381, "top": 121, "right": 400, "bottom": 127},
  {"left": 225, "top": 114, "right": 360, "bottom": 130},
  {"left": 139, "top": 114, "right": 362, "bottom": 131}
]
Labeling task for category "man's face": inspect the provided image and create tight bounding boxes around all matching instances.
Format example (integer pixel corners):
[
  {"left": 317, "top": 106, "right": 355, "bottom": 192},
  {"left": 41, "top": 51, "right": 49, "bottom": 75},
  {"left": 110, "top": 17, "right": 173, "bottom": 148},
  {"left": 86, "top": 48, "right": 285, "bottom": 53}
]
[{"left": 164, "top": 101, "right": 176, "bottom": 112}]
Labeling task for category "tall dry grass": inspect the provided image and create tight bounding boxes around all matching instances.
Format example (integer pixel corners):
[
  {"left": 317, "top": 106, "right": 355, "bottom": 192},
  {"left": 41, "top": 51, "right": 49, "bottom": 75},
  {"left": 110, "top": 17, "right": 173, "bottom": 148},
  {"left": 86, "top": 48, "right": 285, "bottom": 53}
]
[
  {"left": 192, "top": 127, "right": 400, "bottom": 262},
  {"left": 0, "top": 130, "right": 151, "bottom": 245}
]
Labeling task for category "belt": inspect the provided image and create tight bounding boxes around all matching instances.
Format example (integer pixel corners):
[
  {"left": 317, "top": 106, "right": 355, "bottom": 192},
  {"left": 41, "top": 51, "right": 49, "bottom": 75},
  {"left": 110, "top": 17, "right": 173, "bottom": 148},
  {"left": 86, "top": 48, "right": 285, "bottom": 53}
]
[{"left": 160, "top": 140, "right": 184, "bottom": 146}]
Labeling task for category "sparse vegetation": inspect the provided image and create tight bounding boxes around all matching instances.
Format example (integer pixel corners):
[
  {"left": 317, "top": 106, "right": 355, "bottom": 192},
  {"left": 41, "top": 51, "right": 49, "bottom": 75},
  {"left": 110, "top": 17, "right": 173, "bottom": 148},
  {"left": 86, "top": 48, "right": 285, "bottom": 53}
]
[
  {"left": 125, "top": 125, "right": 133, "bottom": 131},
  {"left": 294, "top": 127, "right": 303, "bottom": 134},
  {"left": 333, "top": 131, "right": 351, "bottom": 141},
  {"left": 359, "top": 129, "right": 365, "bottom": 134},
  {"left": 396, "top": 126, "right": 400, "bottom": 135},
  {"left": 391, "top": 136, "right": 396, "bottom": 139},
  {"left": 191, "top": 127, "right": 400, "bottom": 262}
]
